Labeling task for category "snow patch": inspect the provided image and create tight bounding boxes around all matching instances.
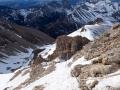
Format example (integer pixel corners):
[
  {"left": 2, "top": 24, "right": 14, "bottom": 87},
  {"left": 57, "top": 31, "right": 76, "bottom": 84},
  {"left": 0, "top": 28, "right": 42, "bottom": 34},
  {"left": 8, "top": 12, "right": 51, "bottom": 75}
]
[
  {"left": 40, "top": 44, "right": 56, "bottom": 59},
  {"left": 93, "top": 70, "right": 120, "bottom": 90},
  {"left": 0, "top": 48, "right": 33, "bottom": 73},
  {"left": 71, "top": 56, "right": 92, "bottom": 69}
]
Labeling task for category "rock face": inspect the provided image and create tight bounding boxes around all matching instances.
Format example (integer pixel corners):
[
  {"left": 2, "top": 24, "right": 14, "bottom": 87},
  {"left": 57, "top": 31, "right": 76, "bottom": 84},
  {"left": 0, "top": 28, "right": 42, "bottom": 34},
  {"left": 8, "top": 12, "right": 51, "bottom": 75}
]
[
  {"left": 48, "top": 35, "right": 90, "bottom": 60},
  {"left": 56, "top": 35, "right": 90, "bottom": 52},
  {"left": 71, "top": 23, "right": 120, "bottom": 90}
]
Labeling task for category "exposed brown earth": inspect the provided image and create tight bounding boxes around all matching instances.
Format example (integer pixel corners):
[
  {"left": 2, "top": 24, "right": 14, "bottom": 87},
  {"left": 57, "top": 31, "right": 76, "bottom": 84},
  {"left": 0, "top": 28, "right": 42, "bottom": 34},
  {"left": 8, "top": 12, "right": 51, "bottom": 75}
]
[
  {"left": 80, "top": 24, "right": 120, "bottom": 61},
  {"left": 30, "top": 55, "right": 46, "bottom": 66},
  {"left": 13, "top": 61, "right": 55, "bottom": 90},
  {"left": 33, "top": 85, "right": 44, "bottom": 90},
  {"left": 71, "top": 23, "right": 120, "bottom": 90}
]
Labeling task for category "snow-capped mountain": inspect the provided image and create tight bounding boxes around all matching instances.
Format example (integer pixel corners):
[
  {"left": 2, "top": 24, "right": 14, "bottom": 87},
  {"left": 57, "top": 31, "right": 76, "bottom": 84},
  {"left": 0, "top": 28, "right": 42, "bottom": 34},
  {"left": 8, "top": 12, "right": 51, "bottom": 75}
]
[
  {"left": 0, "top": 0, "right": 119, "bottom": 38},
  {"left": 68, "top": 0, "right": 120, "bottom": 26},
  {"left": 0, "top": 0, "right": 119, "bottom": 89}
]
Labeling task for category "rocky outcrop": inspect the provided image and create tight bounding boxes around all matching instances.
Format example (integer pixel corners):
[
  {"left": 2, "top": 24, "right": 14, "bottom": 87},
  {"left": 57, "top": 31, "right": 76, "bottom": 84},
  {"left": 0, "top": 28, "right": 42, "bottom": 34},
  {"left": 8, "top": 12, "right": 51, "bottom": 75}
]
[
  {"left": 48, "top": 35, "right": 90, "bottom": 60},
  {"left": 84, "top": 24, "right": 120, "bottom": 62},
  {"left": 71, "top": 24, "right": 120, "bottom": 90}
]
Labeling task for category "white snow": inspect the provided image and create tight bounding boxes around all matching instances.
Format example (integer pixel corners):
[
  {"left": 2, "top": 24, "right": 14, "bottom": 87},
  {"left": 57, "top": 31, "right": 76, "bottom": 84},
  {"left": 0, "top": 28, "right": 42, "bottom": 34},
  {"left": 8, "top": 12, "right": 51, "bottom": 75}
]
[
  {"left": 85, "top": 0, "right": 118, "bottom": 16},
  {"left": 0, "top": 50, "right": 120, "bottom": 90},
  {"left": 0, "top": 44, "right": 57, "bottom": 90},
  {"left": 68, "top": 24, "right": 111, "bottom": 41},
  {"left": 19, "top": 9, "right": 31, "bottom": 21},
  {"left": 71, "top": 56, "right": 92, "bottom": 69},
  {"left": 40, "top": 44, "right": 56, "bottom": 59},
  {"left": 21, "top": 57, "right": 81, "bottom": 90},
  {"left": 20, "top": 56, "right": 94, "bottom": 90},
  {"left": 71, "top": 0, "right": 119, "bottom": 24},
  {"left": 0, "top": 68, "right": 30, "bottom": 90},
  {"left": 86, "top": 78, "right": 97, "bottom": 88},
  {"left": 8, "top": 72, "right": 30, "bottom": 90},
  {"left": 0, "top": 73, "right": 14, "bottom": 90},
  {"left": 0, "top": 48, "right": 33, "bottom": 73},
  {"left": 93, "top": 70, "right": 120, "bottom": 90}
]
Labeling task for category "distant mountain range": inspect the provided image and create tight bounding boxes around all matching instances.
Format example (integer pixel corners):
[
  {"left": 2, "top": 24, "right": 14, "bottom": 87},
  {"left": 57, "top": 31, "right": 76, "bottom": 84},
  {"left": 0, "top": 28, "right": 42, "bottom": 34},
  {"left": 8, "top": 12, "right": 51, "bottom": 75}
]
[
  {"left": 0, "top": 0, "right": 119, "bottom": 38},
  {"left": 0, "top": 0, "right": 120, "bottom": 89}
]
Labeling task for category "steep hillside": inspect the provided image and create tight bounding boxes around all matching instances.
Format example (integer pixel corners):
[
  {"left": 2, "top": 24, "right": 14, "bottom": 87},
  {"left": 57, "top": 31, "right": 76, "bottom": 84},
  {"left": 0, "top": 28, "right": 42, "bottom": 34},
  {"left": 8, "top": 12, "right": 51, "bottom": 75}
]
[
  {"left": 68, "top": 23, "right": 111, "bottom": 41},
  {"left": 71, "top": 23, "right": 120, "bottom": 90},
  {"left": 0, "top": 0, "right": 119, "bottom": 89},
  {"left": 0, "top": 20, "right": 54, "bottom": 73},
  {"left": 0, "top": 23, "right": 119, "bottom": 90}
]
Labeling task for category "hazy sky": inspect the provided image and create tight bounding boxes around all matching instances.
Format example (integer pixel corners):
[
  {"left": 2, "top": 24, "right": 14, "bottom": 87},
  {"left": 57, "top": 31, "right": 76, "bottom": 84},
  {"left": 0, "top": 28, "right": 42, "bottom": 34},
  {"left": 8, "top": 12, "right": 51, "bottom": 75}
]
[{"left": 0, "top": 0, "right": 58, "bottom": 1}]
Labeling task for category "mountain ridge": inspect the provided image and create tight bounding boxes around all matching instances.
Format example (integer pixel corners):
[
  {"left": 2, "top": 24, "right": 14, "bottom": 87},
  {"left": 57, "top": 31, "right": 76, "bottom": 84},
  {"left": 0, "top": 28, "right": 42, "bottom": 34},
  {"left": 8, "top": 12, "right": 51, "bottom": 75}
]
[
  {"left": 0, "top": 20, "right": 54, "bottom": 73},
  {"left": 0, "top": 0, "right": 119, "bottom": 38}
]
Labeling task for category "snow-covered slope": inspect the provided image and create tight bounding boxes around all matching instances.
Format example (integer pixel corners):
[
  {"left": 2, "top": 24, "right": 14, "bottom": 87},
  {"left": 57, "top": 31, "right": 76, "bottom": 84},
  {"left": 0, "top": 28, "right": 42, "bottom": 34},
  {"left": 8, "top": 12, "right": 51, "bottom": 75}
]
[
  {"left": 68, "top": 23, "right": 111, "bottom": 41},
  {"left": 0, "top": 21, "right": 54, "bottom": 74},
  {"left": 0, "top": 48, "right": 33, "bottom": 74},
  {"left": 0, "top": 56, "right": 91, "bottom": 90},
  {"left": 1, "top": 53, "right": 120, "bottom": 90},
  {"left": 0, "top": 23, "right": 120, "bottom": 90},
  {"left": 40, "top": 44, "right": 56, "bottom": 59},
  {"left": 68, "top": 0, "right": 120, "bottom": 25},
  {"left": 0, "top": 0, "right": 119, "bottom": 89},
  {"left": 93, "top": 70, "right": 120, "bottom": 90},
  {"left": 68, "top": 8, "right": 96, "bottom": 24}
]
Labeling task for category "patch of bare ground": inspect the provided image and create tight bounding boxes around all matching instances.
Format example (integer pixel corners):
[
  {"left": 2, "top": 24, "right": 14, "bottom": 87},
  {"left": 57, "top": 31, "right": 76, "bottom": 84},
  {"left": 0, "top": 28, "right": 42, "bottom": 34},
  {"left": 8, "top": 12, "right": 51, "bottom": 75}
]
[
  {"left": 9, "top": 68, "right": 30, "bottom": 83},
  {"left": 14, "top": 61, "right": 55, "bottom": 90},
  {"left": 71, "top": 24, "right": 120, "bottom": 90},
  {"left": 30, "top": 62, "right": 55, "bottom": 83},
  {"left": 71, "top": 63, "right": 119, "bottom": 90},
  {"left": 22, "top": 69, "right": 30, "bottom": 76},
  {"left": 33, "top": 85, "right": 45, "bottom": 90},
  {"left": 9, "top": 70, "right": 22, "bottom": 81}
]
